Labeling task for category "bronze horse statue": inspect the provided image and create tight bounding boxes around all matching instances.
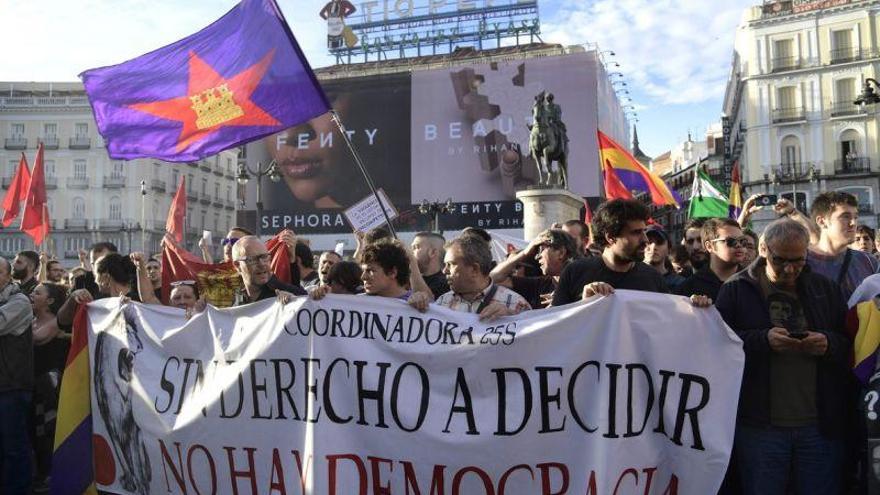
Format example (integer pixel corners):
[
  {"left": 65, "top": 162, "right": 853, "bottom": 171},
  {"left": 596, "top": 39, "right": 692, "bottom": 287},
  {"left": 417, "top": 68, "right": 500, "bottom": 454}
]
[{"left": 528, "top": 91, "right": 569, "bottom": 188}]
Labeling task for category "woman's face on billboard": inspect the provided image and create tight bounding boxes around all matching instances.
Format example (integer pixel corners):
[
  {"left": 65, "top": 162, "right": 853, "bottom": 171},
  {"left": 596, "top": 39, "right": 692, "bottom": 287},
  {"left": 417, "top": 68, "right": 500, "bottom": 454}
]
[{"left": 267, "top": 94, "right": 351, "bottom": 207}]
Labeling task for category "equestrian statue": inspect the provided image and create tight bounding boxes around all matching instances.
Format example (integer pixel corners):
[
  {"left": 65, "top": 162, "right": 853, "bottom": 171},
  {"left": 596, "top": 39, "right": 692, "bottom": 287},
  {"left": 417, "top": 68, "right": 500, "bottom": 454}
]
[{"left": 528, "top": 91, "right": 570, "bottom": 188}]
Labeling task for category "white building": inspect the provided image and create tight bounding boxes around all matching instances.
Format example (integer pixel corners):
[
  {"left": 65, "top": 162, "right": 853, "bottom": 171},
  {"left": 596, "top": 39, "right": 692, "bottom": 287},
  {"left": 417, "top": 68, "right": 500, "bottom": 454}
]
[
  {"left": 723, "top": 0, "right": 880, "bottom": 229},
  {"left": 0, "top": 82, "right": 239, "bottom": 264}
]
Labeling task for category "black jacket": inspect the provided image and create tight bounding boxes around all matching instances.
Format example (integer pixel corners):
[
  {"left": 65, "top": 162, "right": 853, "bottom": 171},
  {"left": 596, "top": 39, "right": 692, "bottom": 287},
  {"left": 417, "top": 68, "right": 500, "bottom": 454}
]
[
  {"left": 675, "top": 267, "right": 723, "bottom": 300},
  {"left": 233, "top": 276, "right": 306, "bottom": 306},
  {"left": 715, "top": 258, "right": 853, "bottom": 436}
]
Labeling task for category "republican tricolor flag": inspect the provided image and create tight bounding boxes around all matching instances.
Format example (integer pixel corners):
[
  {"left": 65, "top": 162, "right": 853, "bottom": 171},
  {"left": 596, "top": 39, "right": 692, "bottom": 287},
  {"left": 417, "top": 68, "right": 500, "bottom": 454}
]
[{"left": 597, "top": 130, "right": 680, "bottom": 207}]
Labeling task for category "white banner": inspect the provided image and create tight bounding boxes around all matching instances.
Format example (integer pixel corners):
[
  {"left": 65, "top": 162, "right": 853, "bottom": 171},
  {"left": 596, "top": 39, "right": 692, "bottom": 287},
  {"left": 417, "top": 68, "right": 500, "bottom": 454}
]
[{"left": 87, "top": 290, "right": 743, "bottom": 495}]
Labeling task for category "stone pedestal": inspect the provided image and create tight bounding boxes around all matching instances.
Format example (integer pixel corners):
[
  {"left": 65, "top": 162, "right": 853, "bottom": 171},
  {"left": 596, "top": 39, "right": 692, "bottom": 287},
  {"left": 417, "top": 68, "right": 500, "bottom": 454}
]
[{"left": 515, "top": 187, "right": 584, "bottom": 241}]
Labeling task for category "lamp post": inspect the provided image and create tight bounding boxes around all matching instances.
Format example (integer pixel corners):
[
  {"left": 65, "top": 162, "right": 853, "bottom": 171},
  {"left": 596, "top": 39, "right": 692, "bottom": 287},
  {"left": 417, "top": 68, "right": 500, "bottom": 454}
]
[
  {"left": 140, "top": 180, "right": 147, "bottom": 252},
  {"left": 854, "top": 78, "right": 880, "bottom": 107},
  {"left": 236, "top": 160, "right": 281, "bottom": 237},
  {"left": 418, "top": 199, "right": 454, "bottom": 234}
]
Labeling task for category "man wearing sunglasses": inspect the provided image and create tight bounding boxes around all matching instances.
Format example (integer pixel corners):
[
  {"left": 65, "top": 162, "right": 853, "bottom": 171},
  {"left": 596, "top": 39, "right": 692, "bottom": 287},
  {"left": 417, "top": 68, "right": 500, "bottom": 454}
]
[
  {"left": 231, "top": 236, "right": 306, "bottom": 306},
  {"left": 676, "top": 218, "right": 745, "bottom": 301},
  {"left": 200, "top": 227, "right": 253, "bottom": 264},
  {"left": 715, "top": 218, "right": 850, "bottom": 494}
]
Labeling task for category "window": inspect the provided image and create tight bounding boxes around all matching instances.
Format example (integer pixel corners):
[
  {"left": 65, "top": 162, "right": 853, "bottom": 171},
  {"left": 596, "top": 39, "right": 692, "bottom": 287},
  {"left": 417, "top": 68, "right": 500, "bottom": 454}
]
[
  {"left": 43, "top": 123, "right": 57, "bottom": 138},
  {"left": 214, "top": 213, "right": 220, "bottom": 232},
  {"left": 832, "top": 29, "right": 853, "bottom": 60},
  {"left": 187, "top": 174, "right": 194, "bottom": 191},
  {"left": 838, "top": 186, "right": 871, "bottom": 212},
  {"left": 781, "top": 135, "right": 800, "bottom": 165},
  {"left": 111, "top": 161, "right": 124, "bottom": 178},
  {"left": 777, "top": 86, "right": 796, "bottom": 109},
  {"left": 201, "top": 211, "right": 207, "bottom": 230},
  {"left": 9, "top": 123, "right": 24, "bottom": 138},
  {"left": 201, "top": 178, "right": 208, "bottom": 195},
  {"left": 74, "top": 159, "right": 87, "bottom": 179},
  {"left": 226, "top": 185, "right": 232, "bottom": 201},
  {"left": 109, "top": 197, "right": 122, "bottom": 220},
  {"left": 214, "top": 182, "right": 220, "bottom": 200},
  {"left": 44, "top": 160, "right": 55, "bottom": 178},
  {"left": 153, "top": 163, "right": 161, "bottom": 180},
  {"left": 781, "top": 192, "right": 809, "bottom": 214},
  {"left": 226, "top": 157, "right": 233, "bottom": 173},
  {"left": 835, "top": 78, "right": 855, "bottom": 104},
  {"left": 773, "top": 39, "right": 795, "bottom": 69},
  {"left": 74, "top": 123, "right": 88, "bottom": 138},
  {"left": 171, "top": 169, "right": 180, "bottom": 188},
  {"left": 72, "top": 197, "right": 86, "bottom": 219},
  {"left": 840, "top": 129, "right": 860, "bottom": 160},
  {"left": 7, "top": 160, "right": 17, "bottom": 178}
]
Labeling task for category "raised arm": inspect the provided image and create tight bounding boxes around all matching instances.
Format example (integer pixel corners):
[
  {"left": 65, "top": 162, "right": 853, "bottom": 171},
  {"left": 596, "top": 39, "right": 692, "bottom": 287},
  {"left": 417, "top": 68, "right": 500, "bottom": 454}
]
[{"left": 131, "top": 252, "right": 162, "bottom": 305}]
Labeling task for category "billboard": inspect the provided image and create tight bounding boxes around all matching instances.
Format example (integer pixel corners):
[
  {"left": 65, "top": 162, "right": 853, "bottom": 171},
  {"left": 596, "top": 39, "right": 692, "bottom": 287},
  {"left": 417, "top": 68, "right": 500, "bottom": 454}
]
[{"left": 246, "top": 51, "right": 611, "bottom": 234}]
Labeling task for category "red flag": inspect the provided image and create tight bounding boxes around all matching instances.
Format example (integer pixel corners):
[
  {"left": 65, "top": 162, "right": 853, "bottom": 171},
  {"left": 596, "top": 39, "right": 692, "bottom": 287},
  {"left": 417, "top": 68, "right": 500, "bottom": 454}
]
[
  {"left": 583, "top": 199, "right": 593, "bottom": 225},
  {"left": 1, "top": 153, "right": 31, "bottom": 227},
  {"left": 603, "top": 160, "right": 633, "bottom": 200},
  {"left": 20, "top": 144, "right": 49, "bottom": 245},
  {"left": 166, "top": 176, "right": 187, "bottom": 243}
]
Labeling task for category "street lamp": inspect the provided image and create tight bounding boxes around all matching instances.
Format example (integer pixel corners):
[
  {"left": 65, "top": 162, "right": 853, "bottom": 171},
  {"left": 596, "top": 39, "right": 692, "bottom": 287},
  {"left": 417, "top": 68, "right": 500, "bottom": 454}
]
[
  {"left": 236, "top": 160, "right": 281, "bottom": 237},
  {"left": 418, "top": 198, "right": 454, "bottom": 233},
  {"left": 854, "top": 78, "right": 880, "bottom": 106},
  {"left": 140, "top": 180, "right": 147, "bottom": 252}
]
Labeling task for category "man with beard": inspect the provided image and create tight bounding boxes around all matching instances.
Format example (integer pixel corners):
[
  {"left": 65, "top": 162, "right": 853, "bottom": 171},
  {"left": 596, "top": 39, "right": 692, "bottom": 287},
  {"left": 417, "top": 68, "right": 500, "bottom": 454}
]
[
  {"left": 682, "top": 218, "right": 709, "bottom": 270},
  {"left": 676, "top": 218, "right": 746, "bottom": 301},
  {"left": 411, "top": 232, "right": 448, "bottom": 299},
  {"left": 231, "top": 236, "right": 305, "bottom": 306},
  {"left": 12, "top": 251, "right": 39, "bottom": 297},
  {"left": 490, "top": 229, "right": 577, "bottom": 308},
  {"left": 644, "top": 226, "right": 686, "bottom": 291},
  {"left": 552, "top": 199, "right": 668, "bottom": 305},
  {"left": 562, "top": 220, "right": 592, "bottom": 257}
]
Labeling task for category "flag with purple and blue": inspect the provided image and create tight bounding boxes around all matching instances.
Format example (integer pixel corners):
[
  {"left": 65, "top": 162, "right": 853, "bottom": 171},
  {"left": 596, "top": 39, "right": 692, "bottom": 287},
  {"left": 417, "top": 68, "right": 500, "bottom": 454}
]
[{"left": 81, "top": 0, "right": 330, "bottom": 162}]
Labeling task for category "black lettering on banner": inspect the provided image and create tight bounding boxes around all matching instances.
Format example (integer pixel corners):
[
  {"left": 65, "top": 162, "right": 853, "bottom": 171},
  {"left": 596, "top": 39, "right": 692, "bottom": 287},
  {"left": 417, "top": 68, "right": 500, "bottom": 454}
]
[
  {"left": 219, "top": 360, "right": 245, "bottom": 419},
  {"left": 653, "top": 369, "right": 676, "bottom": 436},
  {"left": 537, "top": 366, "right": 566, "bottom": 433},
  {"left": 249, "top": 359, "right": 273, "bottom": 419},
  {"left": 493, "top": 368, "right": 532, "bottom": 436},
  {"left": 567, "top": 361, "right": 599, "bottom": 433},
  {"left": 671, "top": 373, "right": 710, "bottom": 451},
  {"left": 156, "top": 357, "right": 179, "bottom": 414},
  {"left": 355, "top": 360, "right": 390, "bottom": 428},
  {"left": 301, "top": 358, "right": 322, "bottom": 423},
  {"left": 390, "top": 362, "right": 429, "bottom": 432},
  {"left": 443, "top": 368, "right": 479, "bottom": 435},
  {"left": 604, "top": 363, "right": 621, "bottom": 438},
  {"left": 324, "top": 358, "right": 353, "bottom": 424},
  {"left": 624, "top": 363, "right": 655, "bottom": 438},
  {"left": 271, "top": 358, "right": 300, "bottom": 420}
]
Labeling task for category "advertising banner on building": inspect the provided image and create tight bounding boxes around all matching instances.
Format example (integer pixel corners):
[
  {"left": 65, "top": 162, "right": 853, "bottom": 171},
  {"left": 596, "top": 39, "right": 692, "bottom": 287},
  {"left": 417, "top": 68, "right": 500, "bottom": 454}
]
[
  {"left": 87, "top": 290, "right": 742, "bottom": 494},
  {"left": 247, "top": 52, "right": 607, "bottom": 234}
]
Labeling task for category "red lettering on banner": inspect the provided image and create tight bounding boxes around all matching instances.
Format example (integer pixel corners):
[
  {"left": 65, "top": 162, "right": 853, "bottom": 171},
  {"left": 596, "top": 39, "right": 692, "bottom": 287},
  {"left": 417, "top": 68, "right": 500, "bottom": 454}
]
[
  {"left": 293, "top": 449, "right": 312, "bottom": 493},
  {"left": 613, "top": 468, "right": 639, "bottom": 495},
  {"left": 328, "top": 453, "right": 367, "bottom": 495},
  {"left": 498, "top": 464, "right": 534, "bottom": 495},
  {"left": 537, "top": 462, "right": 569, "bottom": 495},
  {"left": 223, "top": 446, "right": 258, "bottom": 495},
  {"left": 401, "top": 460, "right": 446, "bottom": 495},
  {"left": 187, "top": 444, "right": 218, "bottom": 495},
  {"left": 159, "top": 440, "right": 187, "bottom": 492},
  {"left": 368, "top": 456, "right": 394, "bottom": 495},
  {"left": 451, "top": 465, "right": 494, "bottom": 495},
  {"left": 269, "top": 448, "right": 287, "bottom": 494},
  {"left": 584, "top": 471, "right": 598, "bottom": 495},
  {"left": 641, "top": 467, "right": 657, "bottom": 494},
  {"left": 660, "top": 474, "right": 679, "bottom": 495}
]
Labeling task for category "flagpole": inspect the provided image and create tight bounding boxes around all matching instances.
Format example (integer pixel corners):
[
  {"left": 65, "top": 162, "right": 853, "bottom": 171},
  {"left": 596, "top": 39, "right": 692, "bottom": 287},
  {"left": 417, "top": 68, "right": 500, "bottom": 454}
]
[
  {"left": 329, "top": 110, "right": 397, "bottom": 239},
  {"left": 140, "top": 180, "right": 147, "bottom": 253}
]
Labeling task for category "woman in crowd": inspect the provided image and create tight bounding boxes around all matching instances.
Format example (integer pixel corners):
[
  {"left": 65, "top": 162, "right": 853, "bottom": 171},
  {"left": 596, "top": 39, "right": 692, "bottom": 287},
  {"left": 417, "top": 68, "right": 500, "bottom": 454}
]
[{"left": 325, "top": 261, "right": 364, "bottom": 295}]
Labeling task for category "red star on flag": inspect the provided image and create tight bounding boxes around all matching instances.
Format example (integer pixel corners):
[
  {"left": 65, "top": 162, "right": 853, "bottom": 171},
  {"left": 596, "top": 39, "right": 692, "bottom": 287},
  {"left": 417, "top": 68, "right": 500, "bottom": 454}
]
[{"left": 130, "top": 49, "right": 280, "bottom": 152}]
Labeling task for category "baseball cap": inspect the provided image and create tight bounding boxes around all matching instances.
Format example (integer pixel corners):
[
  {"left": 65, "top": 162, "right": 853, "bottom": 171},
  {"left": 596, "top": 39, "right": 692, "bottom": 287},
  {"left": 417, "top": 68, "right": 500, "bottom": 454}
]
[{"left": 645, "top": 225, "right": 669, "bottom": 244}]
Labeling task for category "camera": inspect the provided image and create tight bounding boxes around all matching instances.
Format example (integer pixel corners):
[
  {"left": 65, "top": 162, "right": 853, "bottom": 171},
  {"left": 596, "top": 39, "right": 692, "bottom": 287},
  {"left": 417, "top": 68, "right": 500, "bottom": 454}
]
[{"left": 756, "top": 194, "right": 778, "bottom": 207}]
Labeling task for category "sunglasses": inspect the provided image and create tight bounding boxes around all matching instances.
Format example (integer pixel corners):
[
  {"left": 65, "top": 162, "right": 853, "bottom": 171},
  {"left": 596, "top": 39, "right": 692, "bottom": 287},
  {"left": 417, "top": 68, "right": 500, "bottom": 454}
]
[
  {"left": 170, "top": 280, "right": 196, "bottom": 287},
  {"left": 711, "top": 237, "right": 748, "bottom": 248},
  {"left": 221, "top": 237, "right": 240, "bottom": 246},
  {"left": 766, "top": 248, "right": 806, "bottom": 267}
]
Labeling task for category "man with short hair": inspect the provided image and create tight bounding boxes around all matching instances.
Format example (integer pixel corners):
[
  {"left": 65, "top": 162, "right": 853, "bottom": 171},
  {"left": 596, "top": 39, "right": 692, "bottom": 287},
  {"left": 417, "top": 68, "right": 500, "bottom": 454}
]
[
  {"left": 12, "top": 250, "right": 39, "bottom": 296},
  {"left": 231, "top": 236, "right": 305, "bottom": 306},
  {"left": 562, "top": 219, "right": 591, "bottom": 256},
  {"left": 145, "top": 258, "right": 162, "bottom": 300},
  {"left": 644, "top": 225, "right": 686, "bottom": 290},
  {"left": 490, "top": 229, "right": 576, "bottom": 308},
  {"left": 553, "top": 199, "right": 668, "bottom": 305},
  {"left": 676, "top": 218, "right": 746, "bottom": 300},
  {"left": 71, "top": 241, "right": 118, "bottom": 297},
  {"left": 411, "top": 232, "right": 449, "bottom": 299},
  {"left": 358, "top": 240, "right": 412, "bottom": 300},
  {"left": 46, "top": 260, "right": 65, "bottom": 284},
  {"left": 429, "top": 236, "right": 529, "bottom": 320},
  {"left": 798, "top": 191, "right": 879, "bottom": 300},
  {"left": 716, "top": 218, "right": 851, "bottom": 494},
  {"left": 0, "top": 257, "right": 33, "bottom": 495},
  {"left": 682, "top": 218, "right": 709, "bottom": 269},
  {"left": 318, "top": 251, "right": 342, "bottom": 286}
]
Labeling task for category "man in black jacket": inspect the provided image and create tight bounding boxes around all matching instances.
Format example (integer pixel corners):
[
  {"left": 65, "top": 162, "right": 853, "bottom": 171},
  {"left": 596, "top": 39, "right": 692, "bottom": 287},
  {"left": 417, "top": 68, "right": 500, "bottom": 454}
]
[
  {"left": 676, "top": 217, "right": 745, "bottom": 300},
  {"left": 716, "top": 218, "right": 851, "bottom": 495},
  {"left": 231, "top": 236, "right": 306, "bottom": 306}
]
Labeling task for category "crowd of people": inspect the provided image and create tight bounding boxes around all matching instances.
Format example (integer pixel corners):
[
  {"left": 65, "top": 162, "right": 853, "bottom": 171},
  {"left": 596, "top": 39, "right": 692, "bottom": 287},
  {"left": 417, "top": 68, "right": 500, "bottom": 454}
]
[{"left": 0, "top": 190, "right": 877, "bottom": 494}]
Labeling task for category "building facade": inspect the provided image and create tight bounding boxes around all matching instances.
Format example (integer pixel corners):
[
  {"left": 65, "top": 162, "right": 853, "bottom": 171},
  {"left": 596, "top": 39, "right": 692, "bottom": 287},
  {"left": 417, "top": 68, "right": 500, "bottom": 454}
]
[
  {"left": 723, "top": 0, "right": 880, "bottom": 231},
  {"left": 0, "top": 82, "right": 239, "bottom": 264}
]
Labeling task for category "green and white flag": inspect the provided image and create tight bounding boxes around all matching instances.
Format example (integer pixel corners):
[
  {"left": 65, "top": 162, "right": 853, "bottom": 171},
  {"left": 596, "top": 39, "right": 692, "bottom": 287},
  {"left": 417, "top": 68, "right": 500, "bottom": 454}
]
[{"left": 688, "top": 168, "right": 729, "bottom": 218}]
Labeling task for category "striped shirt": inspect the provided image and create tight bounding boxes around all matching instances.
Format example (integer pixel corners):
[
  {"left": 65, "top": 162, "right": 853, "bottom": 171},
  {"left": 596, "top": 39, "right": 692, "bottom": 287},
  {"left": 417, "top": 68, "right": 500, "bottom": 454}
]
[{"left": 435, "top": 282, "right": 531, "bottom": 314}]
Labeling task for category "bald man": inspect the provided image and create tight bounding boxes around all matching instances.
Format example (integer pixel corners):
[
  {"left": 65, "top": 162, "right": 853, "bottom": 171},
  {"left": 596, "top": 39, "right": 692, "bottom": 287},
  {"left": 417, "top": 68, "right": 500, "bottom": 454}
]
[
  {"left": 411, "top": 232, "right": 449, "bottom": 299},
  {"left": 231, "top": 236, "right": 306, "bottom": 306}
]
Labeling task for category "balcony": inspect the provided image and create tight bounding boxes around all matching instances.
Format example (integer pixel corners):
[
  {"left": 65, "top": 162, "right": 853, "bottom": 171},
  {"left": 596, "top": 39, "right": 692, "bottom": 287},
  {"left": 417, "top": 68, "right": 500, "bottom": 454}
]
[
  {"left": 199, "top": 193, "right": 211, "bottom": 205},
  {"left": 4, "top": 137, "right": 26, "bottom": 150},
  {"left": 65, "top": 219, "right": 88, "bottom": 229},
  {"left": 224, "top": 199, "right": 235, "bottom": 210},
  {"left": 66, "top": 177, "right": 89, "bottom": 189},
  {"left": 770, "top": 56, "right": 801, "bottom": 73},
  {"left": 829, "top": 100, "right": 869, "bottom": 118},
  {"left": 834, "top": 157, "right": 872, "bottom": 174},
  {"left": 1, "top": 177, "right": 12, "bottom": 189},
  {"left": 187, "top": 162, "right": 198, "bottom": 168},
  {"left": 63, "top": 250, "right": 80, "bottom": 259},
  {"left": 186, "top": 189, "right": 198, "bottom": 201},
  {"left": 199, "top": 161, "right": 211, "bottom": 172},
  {"left": 150, "top": 179, "right": 166, "bottom": 192},
  {"left": 225, "top": 169, "right": 235, "bottom": 180},
  {"left": 772, "top": 107, "right": 805, "bottom": 124},
  {"left": 98, "top": 219, "right": 125, "bottom": 229},
  {"left": 829, "top": 47, "right": 880, "bottom": 65},
  {"left": 44, "top": 176, "right": 58, "bottom": 189},
  {"left": 213, "top": 166, "right": 224, "bottom": 176},
  {"left": 69, "top": 136, "right": 91, "bottom": 149},
  {"left": 212, "top": 197, "right": 224, "bottom": 207},
  {"left": 773, "top": 162, "right": 813, "bottom": 181},
  {"left": 103, "top": 175, "right": 125, "bottom": 188},
  {"left": 40, "top": 136, "right": 59, "bottom": 149}
]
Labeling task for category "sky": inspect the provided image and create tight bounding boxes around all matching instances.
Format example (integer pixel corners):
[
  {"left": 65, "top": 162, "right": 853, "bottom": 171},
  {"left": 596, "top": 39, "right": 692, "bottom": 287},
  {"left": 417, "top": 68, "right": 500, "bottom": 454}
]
[{"left": 0, "top": 0, "right": 756, "bottom": 158}]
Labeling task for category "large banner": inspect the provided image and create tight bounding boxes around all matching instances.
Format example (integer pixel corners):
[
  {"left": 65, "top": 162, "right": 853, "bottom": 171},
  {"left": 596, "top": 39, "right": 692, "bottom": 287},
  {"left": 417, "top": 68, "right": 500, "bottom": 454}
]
[
  {"left": 247, "top": 51, "right": 613, "bottom": 234},
  {"left": 87, "top": 290, "right": 743, "bottom": 494}
]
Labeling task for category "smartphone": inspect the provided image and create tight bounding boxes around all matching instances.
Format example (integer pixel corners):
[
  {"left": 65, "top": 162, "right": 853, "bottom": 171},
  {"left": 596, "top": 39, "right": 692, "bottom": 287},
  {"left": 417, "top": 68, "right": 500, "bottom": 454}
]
[
  {"left": 756, "top": 194, "right": 778, "bottom": 207},
  {"left": 788, "top": 330, "right": 807, "bottom": 340}
]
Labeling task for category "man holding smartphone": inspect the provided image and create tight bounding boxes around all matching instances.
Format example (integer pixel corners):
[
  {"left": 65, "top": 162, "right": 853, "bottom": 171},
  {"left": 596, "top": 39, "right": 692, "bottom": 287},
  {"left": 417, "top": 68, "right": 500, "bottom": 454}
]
[{"left": 715, "top": 218, "right": 851, "bottom": 494}]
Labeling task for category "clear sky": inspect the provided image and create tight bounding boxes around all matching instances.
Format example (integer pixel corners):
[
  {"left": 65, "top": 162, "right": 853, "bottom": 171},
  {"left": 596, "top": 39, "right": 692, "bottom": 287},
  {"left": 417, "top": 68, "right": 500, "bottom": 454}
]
[{"left": 0, "top": 0, "right": 756, "bottom": 158}]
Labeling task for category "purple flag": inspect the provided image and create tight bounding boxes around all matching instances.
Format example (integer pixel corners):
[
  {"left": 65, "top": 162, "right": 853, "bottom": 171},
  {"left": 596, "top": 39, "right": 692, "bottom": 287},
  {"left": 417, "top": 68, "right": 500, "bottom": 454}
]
[{"left": 81, "top": 0, "right": 330, "bottom": 162}]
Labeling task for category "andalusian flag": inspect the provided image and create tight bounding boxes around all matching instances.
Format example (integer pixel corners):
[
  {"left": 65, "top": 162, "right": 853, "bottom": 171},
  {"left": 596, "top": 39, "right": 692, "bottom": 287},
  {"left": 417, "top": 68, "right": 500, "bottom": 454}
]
[
  {"left": 597, "top": 130, "right": 681, "bottom": 207},
  {"left": 689, "top": 168, "right": 729, "bottom": 218},
  {"left": 729, "top": 160, "right": 743, "bottom": 219}
]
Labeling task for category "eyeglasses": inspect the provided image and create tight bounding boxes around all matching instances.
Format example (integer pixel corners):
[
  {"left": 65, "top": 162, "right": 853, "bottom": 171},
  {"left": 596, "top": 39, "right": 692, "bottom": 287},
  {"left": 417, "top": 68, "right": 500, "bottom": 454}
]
[
  {"left": 222, "top": 237, "right": 240, "bottom": 246},
  {"left": 765, "top": 247, "right": 806, "bottom": 268},
  {"left": 170, "top": 280, "right": 196, "bottom": 287},
  {"left": 711, "top": 237, "right": 748, "bottom": 248},
  {"left": 234, "top": 253, "right": 271, "bottom": 266},
  {"left": 685, "top": 238, "right": 701, "bottom": 244}
]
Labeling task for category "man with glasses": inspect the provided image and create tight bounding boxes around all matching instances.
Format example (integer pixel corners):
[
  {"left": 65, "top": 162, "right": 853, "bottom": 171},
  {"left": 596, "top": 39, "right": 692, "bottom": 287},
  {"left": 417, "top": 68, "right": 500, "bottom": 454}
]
[
  {"left": 490, "top": 228, "right": 577, "bottom": 308},
  {"left": 200, "top": 227, "right": 253, "bottom": 264},
  {"left": 231, "top": 236, "right": 305, "bottom": 306},
  {"left": 716, "top": 218, "right": 851, "bottom": 494},
  {"left": 676, "top": 218, "right": 745, "bottom": 301}
]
